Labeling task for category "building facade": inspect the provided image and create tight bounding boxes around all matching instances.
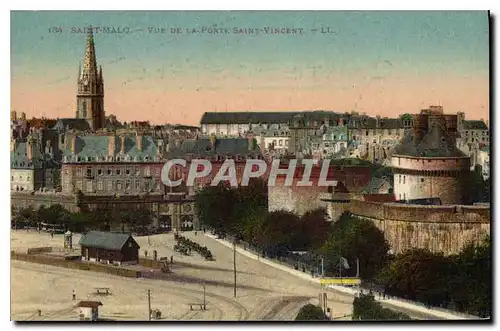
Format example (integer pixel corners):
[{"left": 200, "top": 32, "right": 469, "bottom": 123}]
[{"left": 61, "top": 132, "right": 165, "bottom": 195}]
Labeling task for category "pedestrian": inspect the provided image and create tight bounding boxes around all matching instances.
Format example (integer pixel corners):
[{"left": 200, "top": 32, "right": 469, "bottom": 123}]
[
  {"left": 195, "top": 231, "right": 197, "bottom": 236},
  {"left": 72, "top": 289, "right": 76, "bottom": 301},
  {"left": 170, "top": 255, "right": 173, "bottom": 264},
  {"left": 51, "top": 231, "right": 54, "bottom": 238}
]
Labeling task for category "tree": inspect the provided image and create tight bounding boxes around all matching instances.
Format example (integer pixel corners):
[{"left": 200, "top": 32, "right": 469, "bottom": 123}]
[
  {"left": 195, "top": 183, "right": 235, "bottom": 236},
  {"left": 257, "top": 210, "right": 302, "bottom": 257},
  {"left": 376, "top": 249, "right": 451, "bottom": 305},
  {"left": 295, "top": 304, "right": 327, "bottom": 321},
  {"left": 447, "top": 235, "right": 491, "bottom": 317},
  {"left": 298, "top": 208, "right": 331, "bottom": 251},
  {"left": 352, "top": 294, "right": 410, "bottom": 320},
  {"left": 320, "top": 213, "right": 389, "bottom": 280}
]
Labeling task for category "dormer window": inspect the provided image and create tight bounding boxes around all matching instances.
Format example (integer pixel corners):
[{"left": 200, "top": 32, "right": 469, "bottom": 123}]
[{"left": 87, "top": 156, "right": 92, "bottom": 162}]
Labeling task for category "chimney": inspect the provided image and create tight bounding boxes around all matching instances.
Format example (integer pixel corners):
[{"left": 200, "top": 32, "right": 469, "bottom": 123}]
[
  {"left": 120, "top": 135, "right": 126, "bottom": 154},
  {"left": 70, "top": 135, "right": 77, "bottom": 154},
  {"left": 248, "top": 136, "right": 255, "bottom": 151},
  {"left": 108, "top": 134, "right": 116, "bottom": 156},
  {"left": 136, "top": 132, "right": 143, "bottom": 152},
  {"left": 339, "top": 117, "right": 344, "bottom": 127},
  {"left": 27, "top": 137, "right": 34, "bottom": 160},
  {"left": 157, "top": 139, "right": 164, "bottom": 155},
  {"left": 209, "top": 134, "right": 216, "bottom": 150}
]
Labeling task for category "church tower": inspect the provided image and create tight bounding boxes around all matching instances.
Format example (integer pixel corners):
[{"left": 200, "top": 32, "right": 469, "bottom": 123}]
[{"left": 76, "top": 29, "right": 105, "bottom": 131}]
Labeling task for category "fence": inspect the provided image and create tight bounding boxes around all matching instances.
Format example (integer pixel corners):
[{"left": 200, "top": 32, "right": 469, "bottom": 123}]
[
  {"left": 27, "top": 247, "right": 53, "bottom": 255},
  {"left": 11, "top": 251, "right": 141, "bottom": 278}
]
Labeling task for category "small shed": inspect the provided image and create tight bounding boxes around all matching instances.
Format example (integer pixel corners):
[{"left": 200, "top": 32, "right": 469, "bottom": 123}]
[
  {"left": 79, "top": 231, "right": 140, "bottom": 265},
  {"left": 77, "top": 301, "right": 102, "bottom": 321}
]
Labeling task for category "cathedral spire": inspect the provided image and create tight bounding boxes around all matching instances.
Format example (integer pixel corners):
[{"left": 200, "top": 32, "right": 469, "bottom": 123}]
[{"left": 83, "top": 27, "right": 98, "bottom": 75}]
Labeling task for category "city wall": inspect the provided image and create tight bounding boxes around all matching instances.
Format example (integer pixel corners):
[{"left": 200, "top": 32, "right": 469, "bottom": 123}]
[{"left": 343, "top": 200, "right": 490, "bottom": 255}]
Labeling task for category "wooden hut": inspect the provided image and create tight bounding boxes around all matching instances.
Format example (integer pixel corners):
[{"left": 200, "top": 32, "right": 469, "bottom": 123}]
[
  {"left": 76, "top": 301, "right": 102, "bottom": 321},
  {"left": 79, "top": 231, "right": 140, "bottom": 265}
]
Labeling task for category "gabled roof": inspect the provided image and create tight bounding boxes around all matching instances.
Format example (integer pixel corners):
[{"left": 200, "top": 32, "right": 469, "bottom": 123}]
[
  {"left": 11, "top": 141, "right": 44, "bottom": 169},
  {"left": 62, "top": 135, "right": 159, "bottom": 162},
  {"left": 78, "top": 231, "right": 139, "bottom": 250},
  {"left": 52, "top": 118, "right": 91, "bottom": 132},
  {"left": 200, "top": 111, "right": 343, "bottom": 125},
  {"left": 166, "top": 138, "right": 261, "bottom": 158},
  {"left": 463, "top": 120, "right": 488, "bottom": 130}
]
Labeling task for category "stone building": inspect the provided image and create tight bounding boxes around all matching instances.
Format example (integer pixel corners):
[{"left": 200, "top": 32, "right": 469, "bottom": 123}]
[
  {"left": 76, "top": 29, "right": 105, "bottom": 131},
  {"left": 256, "top": 129, "right": 290, "bottom": 156},
  {"left": 200, "top": 112, "right": 293, "bottom": 136},
  {"left": 391, "top": 108, "right": 471, "bottom": 205},
  {"left": 60, "top": 132, "right": 165, "bottom": 196},
  {"left": 10, "top": 134, "right": 60, "bottom": 192},
  {"left": 348, "top": 114, "right": 410, "bottom": 163}
]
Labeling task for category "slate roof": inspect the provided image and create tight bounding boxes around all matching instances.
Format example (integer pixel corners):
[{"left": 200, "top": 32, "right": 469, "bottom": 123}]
[
  {"left": 52, "top": 118, "right": 91, "bottom": 132},
  {"left": 463, "top": 120, "right": 488, "bottom": 130},
  {"left": 166, "top": 138, "right": 261, "bottom": 158},
  {"left": 200, "top": 111, "right": 343, "bottom": 124},
  {"left": 79, "top": 231, "right": 139, "bottom": 250},
  {"left": 77, "top": 301, "right": 103, "bottom": 308},
  {"left": 362, "top": 177, "right": 392, "bottom": 194},
  {"left": 392, "top": 122, "right": 467, "bottom": 158},
  {"left": 9, "top": 141, "right": 59, "bottom": 169},
  {"left": 62, "top": 134, "right": 159, "bottom": 162}
]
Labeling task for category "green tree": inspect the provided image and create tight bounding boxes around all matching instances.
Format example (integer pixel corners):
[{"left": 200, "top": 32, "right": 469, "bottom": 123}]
[
  {"left": 320, "top": 213, "right": 389, "bottom": 280},
  {"left": 447, "top": 235, "right": 491, "bottom": 317},
  {"left": 295, "top": 304, "right": 327, "bottom": 321},
  {"left": 352, "top": 294, "right": 410, "bottom": 320},
  {"left": 195, "top": 183, "right": 235, "bottom": 236},
  {"left": 376, "top": 248, "right": 450, "bottom": 305}
]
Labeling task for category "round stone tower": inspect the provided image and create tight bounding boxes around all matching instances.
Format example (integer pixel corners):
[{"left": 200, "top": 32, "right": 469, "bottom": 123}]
[{"left": 391, "top": 108, "right": 470, "bottom": 205}]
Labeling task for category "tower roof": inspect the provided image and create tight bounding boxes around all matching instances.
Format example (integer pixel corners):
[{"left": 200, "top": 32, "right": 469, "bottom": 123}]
[
  {"left": 392, "top": 121, "right": 467, "bottom": 158},
  {"left": 83, "top": 28, "right": 98, "bottom": 75}
]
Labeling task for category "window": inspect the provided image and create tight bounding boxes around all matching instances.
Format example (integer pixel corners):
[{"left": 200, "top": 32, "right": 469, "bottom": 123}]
[
  {"left": 126, "top": 168, "right": 131, "bottom": 175},
  {"left": 144, "top": 181, "right": 150, "bottom": 191},
  {"left": 366, "top": 130, "right": 369, "bottom": 136},
  {"left": 116, "top": 181, "right": 122, "bottom": 190},
  {"left": 421, "top": 178, "right": 424, "bottom": 183},
  {"left": 107, "top": 180, "right": 113, "bottom": 191},
  {"left": 86, "top": 181, "right": 92, "bottom": 192},
  {"left": 107, "top": 168, "right": 112, "bottom": 175},
  {"left": 278, "top": 140, "right": 283, "bottom": 147},
  {"left": 77, "top": 167, "right": 82, "bottom": 176},
  {"left": 27, "top": 176, "right": 31, "bottom": 181},
  {"left": 399, "top": 175, "right": 401, "bottom": 184},
  {"left": 388, "top": 129, "right": 392, "bottom": 135},
  {"left": 135, "top": 167, "right": 140, "bottom": 176},
  {"left": 86, "top": 167, "right": 92, "bottom": 177},
  {"left": 116, "top": 169, "right": 121, "bottom": 175},
  {"left": 125, "top": 180, "right": 131, "bottom": 190},
  {"left": 11, "top": 176, "right": 13, "bottom": 181},
  {"left": 97, "top": 180, "right": 103, "bottom": 191},
  {"left": 76, "top": 180, "right": 83, "bottom": 190},
  {"left": 97, "top": 168, "right": 102, "bottom": 175},
  {"left": 20, "top": 175, "right": 23, "bottom": 181},
  {"left": 403, "top": 176, "right": 406, "bottom": 184},
  {"left": 135, "top": 179, "right": 140, "bottom": 189},
  {"left": 145, "top": 167, "right": 151, "bottom": 176},
  {"left": 64, "top": 168, "right": 69, "bottom": 175}
]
